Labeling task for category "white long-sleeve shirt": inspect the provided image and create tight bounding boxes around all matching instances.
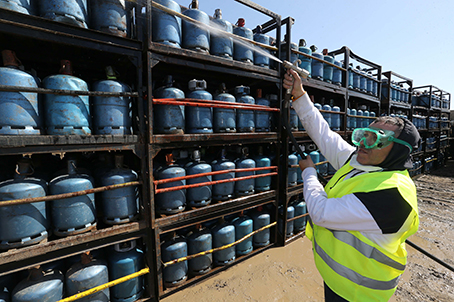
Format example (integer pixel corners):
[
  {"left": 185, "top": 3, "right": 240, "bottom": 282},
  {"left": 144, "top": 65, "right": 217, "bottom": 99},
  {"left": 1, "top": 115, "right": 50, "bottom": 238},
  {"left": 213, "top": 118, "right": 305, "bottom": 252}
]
[{"left": 292, "top": 93, "right": 416, "bottom": 252}]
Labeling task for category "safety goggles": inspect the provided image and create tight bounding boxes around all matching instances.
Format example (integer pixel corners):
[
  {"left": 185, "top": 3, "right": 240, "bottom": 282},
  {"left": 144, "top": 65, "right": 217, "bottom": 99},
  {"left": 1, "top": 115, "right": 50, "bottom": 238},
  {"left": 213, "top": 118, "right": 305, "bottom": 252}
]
[{"left": 352, "top": 127, "right": 413, "bottom": 151}]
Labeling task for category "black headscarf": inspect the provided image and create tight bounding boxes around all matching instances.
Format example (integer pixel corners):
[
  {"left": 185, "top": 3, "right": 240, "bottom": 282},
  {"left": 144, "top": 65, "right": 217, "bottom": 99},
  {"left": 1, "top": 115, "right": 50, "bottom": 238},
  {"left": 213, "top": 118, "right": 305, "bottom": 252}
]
[{"left": 378, "top": 118, "right": 421, "bottom": 171}]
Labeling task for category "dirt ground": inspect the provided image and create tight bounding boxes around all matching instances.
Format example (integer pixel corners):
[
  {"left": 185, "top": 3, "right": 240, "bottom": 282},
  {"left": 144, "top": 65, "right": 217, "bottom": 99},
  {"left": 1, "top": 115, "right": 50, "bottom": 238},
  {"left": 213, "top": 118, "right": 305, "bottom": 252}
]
[{"left": 163, "top": 160, "right": 454, "bottom": 302}]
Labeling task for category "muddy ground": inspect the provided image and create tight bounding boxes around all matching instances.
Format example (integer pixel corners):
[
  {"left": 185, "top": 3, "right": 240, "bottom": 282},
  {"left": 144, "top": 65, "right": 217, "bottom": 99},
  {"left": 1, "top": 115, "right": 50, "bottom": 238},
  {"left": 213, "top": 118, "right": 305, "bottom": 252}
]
[{"left": 163, "top": 160, "right": 454, "bottom": 302}]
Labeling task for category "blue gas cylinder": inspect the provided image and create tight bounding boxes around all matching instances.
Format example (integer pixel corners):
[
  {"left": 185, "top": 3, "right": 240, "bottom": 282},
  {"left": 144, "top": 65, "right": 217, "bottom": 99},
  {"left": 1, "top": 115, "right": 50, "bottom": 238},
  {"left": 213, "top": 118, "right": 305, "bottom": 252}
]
[
  {"left": 212, "top": 218, "right": 235, "bottom": 265},
  {"left": 289, "top": 101, "right": 299, "bottom": 131},
  {"left": 309, "top": 150, "right": 320, "bottom": 174},
  {"left": 318, "top": 153, "right": 328, "bottom": 176},
  {"left": 211, "top": 149, "right": 235, "bottom": 201},
  {"left": 182, "top": 0, "right": 210, "bottom": 53},
  {"left": 255, "top": 89, "right": 271, "bottom": 132},
  {"left": 233, "top": 18, "right": 253, "bottom": 64},
  {"left": 235, "top": 147, "right": 255, "bottom": 196},
  {"left": 348, "top": 64, "right": 354, "bottom": 89},
  {"left": 331, "top": 106, "right": 341, "bottom": 130},
  {"left": 346, "top": 108, "right": 351, "bottom": 130},
  {"left": 161, "top": 234, "right": 188, "bottom": 287},
  {"left": 153, "top": 75, "right": 185, "bottom": 134},
  {"left": 186, "top": 79, "right": 213, "bottom": 134},
  {"left": 366, "top": 72, "right": 373, "bottom": 94},
  {"left": 314, "top": 103, "right": 322, "bottom": 111},
  {"left": 185, "top": 150, "right": 212, "bottom": 208},
  {"left": 0, "top": 160, "right": 49, "bottom": 250},
  {"left": 278, "top": 205, "right": 294, "bottom": 238},
  {"left": 90, "top": 0, "right": 130, "bottom": 37},
  {"left": 232, "top": 213, "right": 253, "bottom": 256},
  {"left": 0, "top": 0, "right": 36, "bottom": 14},
  {"left": 250, "top": 206, "right": 270, "bottom": 247},
  {"left": 210, "top": 9, "right": 233, "bottom": 59},
  {"left": 108, "top": 240, "right": 144, "bottom": 302},
  {"left": 293, "top": 197, "right": 307, "bottom": 232},
  {"left": 253, "top": 146, "right": 271, "bottom": 192},
  {"left": 396, "top": 85, "right": 402, "bottom": 102},
  {"left": 362, "top": 110, "right": 370, "bottom": 128},
  {"left": 372, "top": 77, "right": 378, "bottom": 96},
  {"left": 280, "top": 38, "right": 298, "bottom": 65},
  {"left": 323, "top": 54, "right": 334, "bottom": 83},
  {"left": 50, "top": 159, "right": 96, "bottom": 237},
  {"left": 12, "top": 268, "right": 63, "bottom": 302},
  {"left": 391, "top": 82, "right": 397, "bottom": 102},
  {"left": 298, "top": 39, "right": 312, "bottom": 77},
  {"left": 66, "top": 252, "right": 109, "bottom": 302},
  {"left": 288, "top": 153, "right": 298, "bottom": 186},
  {"left": 253, "top": 25, "right": 270, "bottom": 68},
  {"left": 310, "top": 45, "right": 324, "bottom": 80},
  {"left": 213, "top": 83, "right": 236, "bottom": 133},
  {"left": 332, "top": 60, "right": 342, "bottom": 85},
  {"left": 356, "top": 109, "right": 363, "bottom": 129},
  {"left": 350, "top": 108, "right": 357, "bottom": 129},
  {"left": 0, "top": 50, "right": 42, "bottom": 135},
  {"left": 235, "top": 85, "right": 255, "bottom": 132},
  {"left": 187, "top": 225, "right": 212, "bottom": 275},
  {"left": 155, "top": 153, "right": 186, "bottom": 215},
  {"left": 359, "top": 69, "right": 367, "bottom": 92},
  {"left": 92, "top": 66, "right": 132, "bottom": 135},
  {"left": 99, "top": 154, "right": 138, "bottom": 225},
  {"left": 322, "top": 104, "right": 332, "bottom": 128},
  {"left": 352, "top": 67, "right": 360, "bottom": 90},
  {"left": 43, "top": 60, "right": 91, "bottom": 135},
  {"left": 152, "top": 0, "right": 181, "bottom": 47},
  {"left": 39, "top": 0, "right": 88, "bottom": 28}
]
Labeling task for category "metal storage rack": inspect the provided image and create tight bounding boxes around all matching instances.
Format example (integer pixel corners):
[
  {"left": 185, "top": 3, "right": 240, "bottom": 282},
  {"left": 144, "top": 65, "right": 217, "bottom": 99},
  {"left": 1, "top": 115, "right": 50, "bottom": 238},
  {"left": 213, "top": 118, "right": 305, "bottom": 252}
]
[
  {"left": 381, "top": 71, "right": 413, "bottom": 116},
  {"left": 0, "top": 3, "right": 153, "bottom": 301},
  {"left": 146, "top": 0, "right": 283, "bottom": 299}
]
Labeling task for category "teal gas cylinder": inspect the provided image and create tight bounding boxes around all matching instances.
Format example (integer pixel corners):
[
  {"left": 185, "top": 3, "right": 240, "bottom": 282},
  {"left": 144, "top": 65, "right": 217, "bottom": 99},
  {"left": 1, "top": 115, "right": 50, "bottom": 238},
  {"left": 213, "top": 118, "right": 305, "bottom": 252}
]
[
  {"left": 250, "top": 206, "right": 270, "bottom": 247},
  {"left": 182, "top": 0, "right": 210, "bottom": 53},
  {"left": 155, "top": 153, "right": 186, "bottom": 215},
  {"left": 309, "top": 150, "right": 320, "bottom": 174},
  {"left": 50, "top": 159, "right": 96, "bottom": 237},
  {"left": 233, "top": 18, "right": 254, "bottom": 64},
  {"left": 362, "top": 109, "right": 370, "bottom": 128},
  {"left": 212, "top": 217, "right": 235, "bottom": 266},
  {"left": 293, "top": 196, "right": 307, "bottom": 232},
  {"left": 234, "top": 147, "right": 255, "bottom": 196},
  {"left": 161, "top": 234, "right": 188, "bottom": 287},
  {"left": 289, "top": 101, "right": 299, "bottom": 131},
  {"left": 213, "top": 83, "right": 236, "bottom": 133},
  {"left": 253, "top": 25, "right": 270, "bottom": 68},
  {"left": 348, "top": 64, "right": 354, "bottom": 89},
  {"left": 280, "top": 37, "right": 298, "bottom": 64},
  {"left": 0, "top": 160, "right": 49, "bottom": 250},
  {"left": 298, "top": 39, "right": 312, "bottom": 77},
  {"left": 332, "top": 60, "right": 342, "bottom": 85},
  {"left": 152, "top": 0, "right": 182, "bottom": 47},
  {"left": 211, "top": 148, "right": 235, "bottom": 201},
  {"left": 39, "top": 0, "right": 88, "bottom": 28},
  {"left": 90, "top": 0, "right": 131, "bottom": 37},
  {"left": 43, "top": 60, "right": 91, "bottom": 135},
  {"left": 366, "top": 72, "right": 373, "bottom": 94},
  {"left": 185, "top": 150, "right": 212, "bottom": 208},
  {"left": 153, "top": 75, "right": 185, "bottom": 134},
  {"left": 66, "top": 252, "right": 109, "bottom": 302},
  {"left": 254, "top": 89, "right": 271, "bottom": 132},
  {"left": 187, "top": 225, "right": 212, "bottom": 275},
  {"left": 92, "top": 66, "right": 132, "bottom": 135},
  {"left": 235, "top": 85, "right": 255, "bottom": 132},
  {"left": 288, "top": 153, "right": 298, "bottom": 186},
  {"left": 232, "top": 212, "right": 253, "bottom": 256},
  {"left": 108, "top": 240, "right": 144, "bottom": 302},
  {"left": 322, "top": 104, "right": 332, "bottom": 128},
  {"left": 278, "top": 205, "right": 294, "bottom": 238},
  {"left": 0, "top": 0, "right": 36, "bottom": 14},
  {"left": 310, "top": 45, "right": 324, "bottom": 80},
  {"left": 359, "top": 68, "right": 367, "bottom": 92},
  {"left": 210, "top": 9, "right": 233, "bottom": 59},
  {"left": 186, "top": 79, "right": 213, "bottom": 134},
  {"left": 12, "top": 268, "right": 63, "bottom": 302},
  {"left": 253, "top": 146, "right": 271, "bottom": 192},
  {"left": 323, "top": 54, "right": 334, "bottom": 83},
  {"left": 99, "top": 154, "right": 138, "bottom": 225},
  {"left": 0, "top": 50, "right": 42, "bottom": 135},
  {"left": 352, "top": 67, "right": 360, "bottom": 90},
  {"left": 331, "top": 106, "right": 341, "bottom": 131},
  {"left": 350, "top": 108, "right": 357, "bottom": 129}
]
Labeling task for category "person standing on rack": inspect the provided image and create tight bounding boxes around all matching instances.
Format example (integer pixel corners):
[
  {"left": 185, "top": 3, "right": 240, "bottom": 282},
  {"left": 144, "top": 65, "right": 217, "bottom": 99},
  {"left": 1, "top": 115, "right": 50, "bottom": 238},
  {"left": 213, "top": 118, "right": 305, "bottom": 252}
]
[{"left": 283, "top": 69, "right": 420, "bottom": 302}]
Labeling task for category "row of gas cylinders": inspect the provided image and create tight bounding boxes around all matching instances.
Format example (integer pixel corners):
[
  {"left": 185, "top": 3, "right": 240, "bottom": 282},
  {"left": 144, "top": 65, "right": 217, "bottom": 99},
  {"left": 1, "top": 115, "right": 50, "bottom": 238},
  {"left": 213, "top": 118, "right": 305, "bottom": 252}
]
[
  {"left": 412, "top": 92, "right": 450, "bottom": 109},
  {"left": 153, "top": 77, "right": 274, "bottom": 134},
  {"left": 429, "top": 116, "right": 440, "bottom": 130},
  {"left": 0, "top": 0, "right": 131, "bottom": 36},
  {"left": 426, "top": 137, "right": 437, "bottom": 150},
  {"left": 0, "top": 51, "right": 132, "bottom": 136},
  {"left": 289, "top": 149, "right": 336, "bottom": 184},
  {"left": 347, "top": 108, "right": 376, "bottom": 130},
  {"left": 381, "top": 80, "right": 410, "bottom": 103},
  {"left": 412, "top": 114, "right": 428, "bottom": 130},
  {"left": 278, "top": 195, "right": 307, "bottom": 238},
  {"left": 409, "top": 160, "right": 423, "bottom": 177},
  {"left": 154, "top": 147, "right": 273, "bottom": 215},
  {"left": 161, "top": 208, "right": 273, "bottom": 287},
  {"left": 152, "top": 0, "right": 275, "bottom": 68},
  {"left": 440, "top": 135, "right": 448, "bottom": 147},
  {"left": 286, "top": 39, "right": 343, "bottom": 85},
  {"left": 424, "top": 155, "right": 436, "bottom": 172},
  {"left": 0, "top": 155, "right": 138, "bottom": 250},
  {"left": 288, "top": 103, "right": 342, "bottom": 131},
  {"left": 348, "top": 65, "right": 379, "bottom": 96},
  {"left": 0, "top": 241, "right": 144, "bottom": 302}
]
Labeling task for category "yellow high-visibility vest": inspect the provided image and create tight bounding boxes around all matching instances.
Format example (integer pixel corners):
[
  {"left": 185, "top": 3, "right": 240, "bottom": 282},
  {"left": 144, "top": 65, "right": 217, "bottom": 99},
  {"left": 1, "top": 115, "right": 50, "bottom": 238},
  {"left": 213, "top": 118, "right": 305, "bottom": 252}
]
[{"left": 306, "top": 162, "right": 419, "bottom": 301}]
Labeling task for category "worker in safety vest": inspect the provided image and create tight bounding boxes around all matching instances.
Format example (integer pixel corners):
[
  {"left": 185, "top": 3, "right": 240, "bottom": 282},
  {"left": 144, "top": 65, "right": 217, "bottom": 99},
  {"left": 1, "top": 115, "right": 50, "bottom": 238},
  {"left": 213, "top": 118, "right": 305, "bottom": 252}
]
[{"left": 284, "top": 69, "right": 420, "bottom": 302}]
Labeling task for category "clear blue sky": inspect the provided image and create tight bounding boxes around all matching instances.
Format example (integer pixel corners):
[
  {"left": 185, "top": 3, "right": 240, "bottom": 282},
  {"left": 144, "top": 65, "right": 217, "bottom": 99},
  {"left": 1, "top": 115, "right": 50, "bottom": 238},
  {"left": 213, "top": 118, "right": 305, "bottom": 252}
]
[{"left": 172, "top": 0, "right": 454, "bottom": 109}]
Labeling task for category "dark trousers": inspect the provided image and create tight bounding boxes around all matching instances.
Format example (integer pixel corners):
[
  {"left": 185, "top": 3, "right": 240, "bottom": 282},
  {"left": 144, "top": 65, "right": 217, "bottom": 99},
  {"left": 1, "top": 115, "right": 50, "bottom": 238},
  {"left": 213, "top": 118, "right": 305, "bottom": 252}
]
[{"left": 324, "top": 283, "right": 349, "bottom": 302}]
